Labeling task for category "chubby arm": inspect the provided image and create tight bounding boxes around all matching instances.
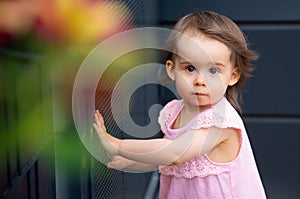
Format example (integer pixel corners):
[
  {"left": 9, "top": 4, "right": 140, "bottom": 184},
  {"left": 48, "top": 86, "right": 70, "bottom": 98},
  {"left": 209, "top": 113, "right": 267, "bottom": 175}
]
[
  {"left": 117, "top": 127, "right": 222, "bottom": 165},
  {"left": 107, "top": 156, "right": 158, "bottom": 171},
  {"left": 94, "top": 110, "right": 225, "bottom": 166}
]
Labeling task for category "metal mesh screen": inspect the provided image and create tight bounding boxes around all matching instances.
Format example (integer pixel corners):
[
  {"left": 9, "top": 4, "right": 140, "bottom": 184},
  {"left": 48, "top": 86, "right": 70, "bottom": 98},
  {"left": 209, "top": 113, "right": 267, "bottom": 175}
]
[
  {"left": 93, "top": 48, "right": 159, "bottom": 199},
  {"left": 93, "top": 59, "right": 127, "bottom": 198},
  {"left": 94, "top": 160, "right": 124, "bottom": 199},
  {"left": 91, "top": 1, "right": 163, "bottom": 198}
]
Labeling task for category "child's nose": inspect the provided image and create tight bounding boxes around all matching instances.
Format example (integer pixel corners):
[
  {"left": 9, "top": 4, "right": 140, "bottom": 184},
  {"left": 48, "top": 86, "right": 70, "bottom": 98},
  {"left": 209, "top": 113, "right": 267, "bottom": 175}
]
[{"left": 194, "top": 73, "right": 206, "bottom": 86}]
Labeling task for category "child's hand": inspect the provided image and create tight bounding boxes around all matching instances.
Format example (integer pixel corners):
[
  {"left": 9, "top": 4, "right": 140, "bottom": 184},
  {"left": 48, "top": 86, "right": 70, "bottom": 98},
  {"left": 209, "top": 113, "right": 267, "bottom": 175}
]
[
  {"left": 107, "top": 156, "right": 133, "bottom": 170},
  {"left": 93, "top": 110, "right": 120, "bottom": 157}
]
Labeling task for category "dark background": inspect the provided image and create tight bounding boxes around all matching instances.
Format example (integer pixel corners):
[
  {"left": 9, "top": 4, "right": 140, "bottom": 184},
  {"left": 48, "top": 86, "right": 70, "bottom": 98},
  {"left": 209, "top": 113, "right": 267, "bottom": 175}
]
[{"left": 1, "top": 0, "right": 300, "bottom": 198}]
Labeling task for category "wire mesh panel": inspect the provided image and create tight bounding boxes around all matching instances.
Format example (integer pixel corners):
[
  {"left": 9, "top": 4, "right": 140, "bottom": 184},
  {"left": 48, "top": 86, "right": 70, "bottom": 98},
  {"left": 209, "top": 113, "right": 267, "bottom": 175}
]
[
  {"left": 93, "top": 157, "right": 124, "bottom": 199},
  {"left": 90, "top": 1, "right": 165, "bottom": 198},
  {"left": 93, "top": 48, "right": 158, "bottom": 199},
  {"left": 93, "top": 58, "right": 126, "bottom": 198},
  {"left": 92, "top": 51, "right": 126, "bottom": 198}
]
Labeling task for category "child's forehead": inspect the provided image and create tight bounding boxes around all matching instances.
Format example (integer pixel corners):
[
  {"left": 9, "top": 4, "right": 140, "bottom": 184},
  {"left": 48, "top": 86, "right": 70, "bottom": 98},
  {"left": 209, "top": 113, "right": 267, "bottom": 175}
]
[
  {"left": 175, "top": 35, "right": 210, "bottom": 59},
  {"left": 175, "top": 55, "right": 228, "bottom": 68},
  {"left": 176, "top": 31, "right": 226, "bottom": 49},
  {"left": 173, "top": 33, "right": 232, "bottom": 67}
]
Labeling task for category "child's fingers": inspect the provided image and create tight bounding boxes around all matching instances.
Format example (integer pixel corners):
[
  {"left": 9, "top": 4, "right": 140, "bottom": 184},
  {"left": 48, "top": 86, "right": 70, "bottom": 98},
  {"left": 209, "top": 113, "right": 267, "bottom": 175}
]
[
  {"left": 93, "top": 118, "right": 105, "bottom": 138},
  {"left": 107, "top": 161, "right": 117, "bottom": 169},
  {"left": 93, "top": 113, "right": 108, "bottom": 143},
  {"left": 96, "top": 110, "right": 104, "bottom": 124},
  {"left": 107, "top": 157, "right": 120, "bottom": 169},
  {"left": 95, "top": 116, "right": 105, "bottom": 133},
  {"left": 93, "top": 110, "right": 119, "bottom": 157},
  {"left": 94, "top": 113, "right": 100, "bottom": 128},
  {"left": 95, "top": 110, "right": 107, "bottom": 132},
  {"left": 93, "top": 122, "right": 102, "bottom": 137}
]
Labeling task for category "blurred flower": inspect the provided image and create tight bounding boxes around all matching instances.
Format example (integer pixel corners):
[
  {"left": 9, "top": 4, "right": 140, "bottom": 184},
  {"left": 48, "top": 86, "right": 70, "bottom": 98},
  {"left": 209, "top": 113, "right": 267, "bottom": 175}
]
[
  {"left": 0, "top": 0, "right": 39, "bottom": 41},
  {"left": 36, "top": 0, "right": 132, "bottom": 46},
  {"left": 0, "top": 0, "right": 133, "bottom": 46}
]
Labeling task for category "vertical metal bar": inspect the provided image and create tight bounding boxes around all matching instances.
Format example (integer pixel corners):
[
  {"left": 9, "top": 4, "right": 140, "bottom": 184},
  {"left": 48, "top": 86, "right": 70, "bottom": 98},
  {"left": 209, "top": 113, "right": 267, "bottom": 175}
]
[
  {"left": 6, "top": 147, "right": 11, "bottom": 187},
  {"left": 89, "top": 158, "right": 95, "bottom": 199},
  {"left": 144, "top": 171, "right": 159, "bottom": 199},
  {"left": 87, "top": 158, "right": 92, "bottom": 199},
  {"left": 27, "top": 170, "right": 32, "bottom": 199},
  {"left": 35, "top": 161, "right": 40, "bottom": 199}
]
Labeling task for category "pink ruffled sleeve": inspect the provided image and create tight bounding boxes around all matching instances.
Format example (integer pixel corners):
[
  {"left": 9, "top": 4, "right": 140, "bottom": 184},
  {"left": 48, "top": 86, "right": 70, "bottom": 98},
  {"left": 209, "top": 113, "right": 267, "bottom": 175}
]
[{"left": 158, "top": 99, "right": 180, "bottom": 135}]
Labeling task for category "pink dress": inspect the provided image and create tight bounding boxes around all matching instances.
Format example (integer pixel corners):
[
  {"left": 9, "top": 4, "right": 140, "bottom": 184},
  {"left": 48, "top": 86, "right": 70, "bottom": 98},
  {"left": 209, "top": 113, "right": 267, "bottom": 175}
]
[{"left": 158, "top": 97, "right": 266, "bottom": 199}]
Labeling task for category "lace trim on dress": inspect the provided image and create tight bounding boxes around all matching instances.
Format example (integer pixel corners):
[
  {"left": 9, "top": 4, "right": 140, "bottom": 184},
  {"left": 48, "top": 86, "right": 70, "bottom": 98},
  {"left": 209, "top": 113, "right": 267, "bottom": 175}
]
[
  {"left": 191, "top": 109, "right": 240, "bottom": 130},
  {"left": 159, "top": 155, "right": 229, "bottom": 178}
]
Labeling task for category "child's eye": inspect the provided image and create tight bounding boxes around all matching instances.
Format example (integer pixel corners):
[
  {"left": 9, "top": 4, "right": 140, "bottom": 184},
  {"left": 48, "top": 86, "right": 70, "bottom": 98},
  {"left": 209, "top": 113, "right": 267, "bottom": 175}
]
[
  {"left": 186, "top": 65, "right": 196, "bottom": 72},
  {"left": 209, "top": 67, "right": 218, "bottom": 74}
]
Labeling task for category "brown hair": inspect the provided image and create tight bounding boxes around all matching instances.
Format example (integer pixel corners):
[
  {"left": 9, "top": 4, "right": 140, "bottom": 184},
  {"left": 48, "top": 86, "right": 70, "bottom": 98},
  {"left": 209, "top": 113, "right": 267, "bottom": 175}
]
[{"left": 161, "top": 10, "right": 258, "bottom": 113}]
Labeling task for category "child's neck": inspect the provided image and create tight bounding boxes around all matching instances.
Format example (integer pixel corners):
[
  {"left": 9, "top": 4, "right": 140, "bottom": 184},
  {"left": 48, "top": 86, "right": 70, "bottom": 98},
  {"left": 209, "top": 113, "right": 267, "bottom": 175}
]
[
  {"left": 173, "top": 105, "right": 210, "bottom": 129},
  {"left": 182, "top": 102, "right": 211, "bottom": 114}
]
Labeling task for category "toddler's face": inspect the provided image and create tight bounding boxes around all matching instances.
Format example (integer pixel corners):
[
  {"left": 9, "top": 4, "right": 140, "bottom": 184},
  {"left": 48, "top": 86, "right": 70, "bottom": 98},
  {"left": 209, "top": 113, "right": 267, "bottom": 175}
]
[{"left": 166, "top": 33, "right": 240, "bottom": 111}]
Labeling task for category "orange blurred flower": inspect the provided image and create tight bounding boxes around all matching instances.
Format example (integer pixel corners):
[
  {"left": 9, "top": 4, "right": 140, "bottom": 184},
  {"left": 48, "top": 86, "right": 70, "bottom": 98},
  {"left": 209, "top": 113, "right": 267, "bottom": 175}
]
[
  {"left": 0, "top": 0, "right": 39, "bottom": 40},
  {"left": 36, "top": 0, "right": 133, "bottom": 45},
  {"left": 0, "top": 0, "right": 133, "bottom": 45}
]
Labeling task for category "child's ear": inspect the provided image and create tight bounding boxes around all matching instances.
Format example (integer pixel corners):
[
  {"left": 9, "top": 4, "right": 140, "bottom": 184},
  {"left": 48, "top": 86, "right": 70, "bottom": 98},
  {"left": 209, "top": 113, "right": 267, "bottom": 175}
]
[
  {"left": 166, "top": 60, "right": 175, "bottom": 81},
  {"left": 229, "top": 68, "right": 240, "bottom": 86}
]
